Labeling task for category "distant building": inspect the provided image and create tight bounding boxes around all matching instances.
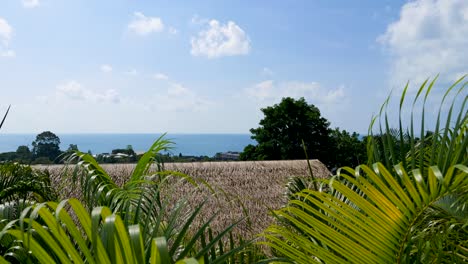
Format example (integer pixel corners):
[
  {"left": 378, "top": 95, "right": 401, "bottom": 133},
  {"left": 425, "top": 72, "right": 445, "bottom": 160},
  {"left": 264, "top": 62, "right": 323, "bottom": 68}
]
[
  {"left": 113, "top": 153, "right": 130, "bottom": 159},
  {"left": 215, "top": 151, "right": 240, "bottom": 160}
]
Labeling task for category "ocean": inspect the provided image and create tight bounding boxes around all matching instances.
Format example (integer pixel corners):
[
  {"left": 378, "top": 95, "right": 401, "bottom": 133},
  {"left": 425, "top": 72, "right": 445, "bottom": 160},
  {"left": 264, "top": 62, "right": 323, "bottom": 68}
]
[{"left": 0, "top": 134, "right": 256, "bottom": 157}]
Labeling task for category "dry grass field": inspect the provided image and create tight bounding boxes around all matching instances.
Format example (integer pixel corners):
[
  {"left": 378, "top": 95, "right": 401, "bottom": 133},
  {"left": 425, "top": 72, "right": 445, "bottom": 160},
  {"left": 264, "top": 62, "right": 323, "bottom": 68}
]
[{"left": 39, "top": 160, "right": 330, "bottom": 240}]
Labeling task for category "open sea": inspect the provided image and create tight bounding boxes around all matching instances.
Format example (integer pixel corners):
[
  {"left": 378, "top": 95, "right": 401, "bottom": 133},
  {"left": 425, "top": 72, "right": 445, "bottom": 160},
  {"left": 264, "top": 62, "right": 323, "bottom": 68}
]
[{"left": 0, "top": 134, "right": 256, "bottom": 157}]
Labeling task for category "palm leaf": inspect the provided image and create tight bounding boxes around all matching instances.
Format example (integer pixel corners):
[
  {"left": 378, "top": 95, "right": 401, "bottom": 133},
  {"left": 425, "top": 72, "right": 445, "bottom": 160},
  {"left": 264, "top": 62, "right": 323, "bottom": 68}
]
[
  {"left": 263, "top": 163, "right": 468, "bottom": 263},
  {"left": 0, "top": 105, "right": 10, "bottom": 130},
  {"left": 62, "top": 135, "right": 251, "bottom": 263},
  {"left": 367, "top": 75, "right": 467, "bottom": 177},
  {"left": 0, "top": 198, "right": 200, "bottom": 263}
]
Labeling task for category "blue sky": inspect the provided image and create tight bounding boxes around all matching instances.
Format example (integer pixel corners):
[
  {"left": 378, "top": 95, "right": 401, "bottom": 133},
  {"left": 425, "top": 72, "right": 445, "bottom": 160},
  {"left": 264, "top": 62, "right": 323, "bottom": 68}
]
[{"left": 1, "top": 0, "right": 466, "bottom": 134}]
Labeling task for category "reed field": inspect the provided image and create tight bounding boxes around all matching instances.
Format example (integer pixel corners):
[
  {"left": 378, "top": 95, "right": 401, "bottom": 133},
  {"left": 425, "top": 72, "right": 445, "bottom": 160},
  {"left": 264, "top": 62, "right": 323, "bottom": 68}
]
[{"left": 38, "top": 160, "right": 330, "bottom": 239}]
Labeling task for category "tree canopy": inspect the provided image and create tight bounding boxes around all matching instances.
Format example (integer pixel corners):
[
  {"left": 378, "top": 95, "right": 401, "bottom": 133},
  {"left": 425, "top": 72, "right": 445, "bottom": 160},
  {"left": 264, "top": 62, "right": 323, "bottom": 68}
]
[
  {"left": 32, "top": 131, "right": 62, "bottom": 163},
  {"left": 330, "top": 128, "right": 366, "bottom": 169},
  {"left": 241, "top": 97, "right": 334, "bottom": 166}
]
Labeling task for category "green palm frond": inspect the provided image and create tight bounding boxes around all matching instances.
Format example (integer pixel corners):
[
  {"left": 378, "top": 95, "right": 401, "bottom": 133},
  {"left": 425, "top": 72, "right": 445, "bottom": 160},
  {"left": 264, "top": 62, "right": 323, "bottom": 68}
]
[
  {"left": 0, "top": 163, "right": 57, "bottom": 204},
  {"left": 62, "top": 135, "right": 251, "bottom": 263},
  {"left": 0, "top": 198, "right": 251, "bottom": 263},
  {"left": 367, "top": 75, "right": 467, "bottom": 176},
  {"left": 264, "top": 76, "right": 468, "bottom": 263},
  {"left": 263, "top": 163, "right": 468, "bottom": 263},
  {"left": 0, "top": 199, "right": 200, "bottom": 263}
]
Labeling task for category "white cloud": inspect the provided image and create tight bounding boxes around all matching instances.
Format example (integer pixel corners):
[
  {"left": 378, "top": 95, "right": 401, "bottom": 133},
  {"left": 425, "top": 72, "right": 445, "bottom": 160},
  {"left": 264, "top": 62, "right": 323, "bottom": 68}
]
[
  {"left": 246, "top": 80, "right": 345, "bottom": 106},
  {"left": 100, "top": 64, "right": 113, "bottom": 73},
  {"left": 378, "top": 0, "right": 468, "bottom": 86},
  {"left": 128, "top": 12, "right": 164, "bottom": 35},
  {"left": 56, "top": 80, "right": 120, "bottom": 104},
  {"left": 0, "top": 18, "right": 15, "bottom": 58},
  {"left": 22, "top": 0, "right": 40, "bottom": 8},
  {"left": 191, "top": 19, "right": 251, "bottom": 58},
  {"left": 153, "top": 73, "right": 169, "bottom": 80},
  {"left": 0, "top": 50, "right": 15, "bottom": 58},
  {"left": 0, "top": 18, "right": 13, "bottom": 46}
]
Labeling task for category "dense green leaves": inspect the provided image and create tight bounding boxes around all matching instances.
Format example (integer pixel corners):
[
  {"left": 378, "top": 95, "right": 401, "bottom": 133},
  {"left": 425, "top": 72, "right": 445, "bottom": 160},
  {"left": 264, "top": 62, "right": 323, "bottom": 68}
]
[
  {"left": 330, "top": 128, "right": 366, "bottom": 169},
  {"left": 0, "top": 199, "right": 200, "bottom": 263},
  {"left": 241, "top": 97, "right": 334, "bottom": 166},
  {"left": 241, "top": 97, "right": 367, "bottom": 170},
  {"left": 0, "top": 163, "right": 57, "bottom": 204},
  {"left": 367, "top": 75, "right": 467, "bottom": 176},
  {"left": 32, "top": 131, "right": 62, "bottom": 164},
  {"left": 264, "top": 163, "right": 468, "bottom": 263}
]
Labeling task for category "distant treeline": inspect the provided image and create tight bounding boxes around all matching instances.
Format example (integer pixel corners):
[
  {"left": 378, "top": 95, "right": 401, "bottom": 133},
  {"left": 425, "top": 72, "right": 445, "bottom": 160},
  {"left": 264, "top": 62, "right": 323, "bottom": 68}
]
[{"left": 0, "top": 131, "right": 241, "bottom": 164}]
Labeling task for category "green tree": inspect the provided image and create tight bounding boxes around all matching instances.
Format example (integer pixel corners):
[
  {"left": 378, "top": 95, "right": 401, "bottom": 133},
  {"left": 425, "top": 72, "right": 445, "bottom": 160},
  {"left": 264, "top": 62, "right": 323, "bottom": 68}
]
[
  {"left": 241, "top": 97, "right": 333, "bottom": 166},
  {"left": 330, "top": 128, "right": 366, "bottom": 169},
  {"left": 15, "top": 145, "right": 32, "bottom": 163},
  {"left": 32, "top": 131, "right": 62, "bottom": 163},
  {"left": 67, "top": 144, "right": 78, "bottom": 152}
]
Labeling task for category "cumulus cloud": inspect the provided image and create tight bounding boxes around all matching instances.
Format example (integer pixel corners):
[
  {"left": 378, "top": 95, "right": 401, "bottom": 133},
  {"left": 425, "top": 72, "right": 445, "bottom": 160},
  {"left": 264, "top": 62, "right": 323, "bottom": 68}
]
[
  {"left": 0, "top": 18, "right": 13, "bottom": 46},
  {"left": 153, "top": 73, "right": 169, "bottom": 80},
  {"left": 246, "top": 80, "right": 345, "bottom": 107},
  {"left": 378, "top": 0, "right": 468, "bottom": 86},
  {"left": 100, "top": 64, "right": 112, "bottom": 73},
  {"left": 0, "top": 18, "right": 14, "bottom": 58},
  {"left": 56, "top": 81, "right": 120, "bottom": 104},
  {"left": 191, "top": 19, "right": 251, "bottom": 58},
  {"left": 22, "top": 0, "right": 40, "bottom": 8},
  {"left": 128, "top": 12, "right": 164, "bottom": 35}
]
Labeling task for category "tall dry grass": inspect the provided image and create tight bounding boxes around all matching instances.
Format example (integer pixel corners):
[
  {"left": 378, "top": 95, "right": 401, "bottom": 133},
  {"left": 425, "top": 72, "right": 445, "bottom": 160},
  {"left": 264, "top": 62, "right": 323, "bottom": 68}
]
[{"left": 38, "top": 160, "right": 330, "bottom": 239}]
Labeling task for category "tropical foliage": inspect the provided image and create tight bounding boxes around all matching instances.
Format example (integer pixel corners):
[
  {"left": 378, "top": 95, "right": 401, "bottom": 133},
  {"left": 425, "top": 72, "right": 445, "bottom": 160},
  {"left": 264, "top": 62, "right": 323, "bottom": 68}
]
[
  {"left": 265, "top": 163, "right": 468, "bottom": 263},
  {"left": 0, "top": 74, "right": 466, "bottom": 263},
  {"left": 0, "top": 134, "right": 252, "bottom": 263},
  {"left": 240, "top": 97, "right": 334, "bottom": 165},
  {"left": 263, "top": 75, "right": 468, "bottom": 263},
  {"left": 330, "top": 128, "right": 366, "bottom": 169},
  {"left": 0, "top": 107, "right": 57, "bottom": 222},
  {"left": 31, "top": 131, "right": 62, "bottom": 164},
  {"left": 0, "top": 198, "right": 252, "bottom": 263},
  {"left": 367, "top": 76, "right": 467, "bottom": 175},
  {"left": 240, "top": 97, "right": 368, "bottom": 169}
]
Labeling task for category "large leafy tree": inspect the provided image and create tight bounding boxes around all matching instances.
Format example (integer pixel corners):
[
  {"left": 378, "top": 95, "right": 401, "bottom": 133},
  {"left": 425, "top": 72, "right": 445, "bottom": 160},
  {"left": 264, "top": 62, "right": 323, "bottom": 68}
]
[
  {"left": 15, "top": 145, "right": 32, "bottom": 163},
  {"left": 241, "top": 97, "right": 333, "bottom": 166},
  {"left": 32, "top": 131, "right": 62, "bottom": 163},
  {"left": 330, "top": 128, "right": 366, "bottom": 169}
]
